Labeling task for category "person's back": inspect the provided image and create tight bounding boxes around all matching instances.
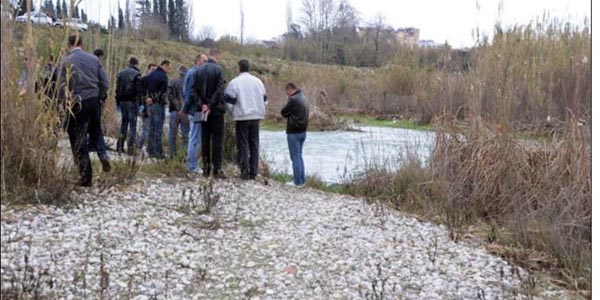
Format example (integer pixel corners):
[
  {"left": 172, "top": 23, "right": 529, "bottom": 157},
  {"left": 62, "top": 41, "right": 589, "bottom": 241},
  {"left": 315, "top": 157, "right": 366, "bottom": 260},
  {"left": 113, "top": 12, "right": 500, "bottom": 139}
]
[
  {"left": 281, "top": 83, "right": 309, "bottom": 187},
  {"left": 282, "top": 89, "right": 309, "bottom": 134},
  {"left": 167, "top": 66, "right": 190, "bottom": 157},
  {"left": 226, "top": 72, "right": 267, "bottom": 121},
  {"left": 190, "top": 49, "right": 227, "bottom": 178},
  {"left": 61, "top": 48, "right": 108, "bottom": 102},
  {"left": 58, "top": 35, "right": 110, "bottom": 186},
  {"left": 144, "top": 66, "right": 169, "bottom": 105},
  {"left": 143, "top": 60, "right": 171, "bottom": 159},
  {"left": 192, "top": 58, "right": 226, "bottom": 114},
  {"left": 225, "top": 59, "right": 268, "bottom": 180},
  {"left": 116, "top": 57, "right": 143, "bottom": 155},
  {"left": 168, "top": 73, "right": 185, "bottom": 113},
  {"left": 116, "top": 64, "right": 142, "bottom": 104}
]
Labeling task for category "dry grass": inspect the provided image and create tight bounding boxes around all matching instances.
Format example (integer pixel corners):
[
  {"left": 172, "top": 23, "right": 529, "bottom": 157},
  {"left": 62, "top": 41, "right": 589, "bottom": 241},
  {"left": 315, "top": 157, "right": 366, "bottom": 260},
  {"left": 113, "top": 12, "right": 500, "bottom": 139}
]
[
  {"left": 431, "top": 119, "right": 590, "bottom": 290},
  {"left": 1, "top": 14, "right": 74, "bottom": 205}
]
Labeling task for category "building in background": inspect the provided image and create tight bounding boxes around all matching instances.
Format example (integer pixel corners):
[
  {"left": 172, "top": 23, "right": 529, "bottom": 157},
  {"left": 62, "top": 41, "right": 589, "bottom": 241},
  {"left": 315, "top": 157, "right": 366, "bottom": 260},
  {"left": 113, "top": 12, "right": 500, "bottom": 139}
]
[
  {"left": 357, "top": 26, "right": 421, "bottom": 48},
  {"left": 394, "top": 27, "right": 419, "bottom": 47},
  {"left": 418, "top": 39, "right": 437, "bottom": 48}
]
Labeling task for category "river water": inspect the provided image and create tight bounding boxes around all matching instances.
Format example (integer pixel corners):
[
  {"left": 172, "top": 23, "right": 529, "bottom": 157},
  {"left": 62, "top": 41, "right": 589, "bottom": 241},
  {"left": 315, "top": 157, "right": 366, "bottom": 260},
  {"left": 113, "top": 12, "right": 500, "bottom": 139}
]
[{"left": 259, "top": 126, "right": 435, "bottom": 184}]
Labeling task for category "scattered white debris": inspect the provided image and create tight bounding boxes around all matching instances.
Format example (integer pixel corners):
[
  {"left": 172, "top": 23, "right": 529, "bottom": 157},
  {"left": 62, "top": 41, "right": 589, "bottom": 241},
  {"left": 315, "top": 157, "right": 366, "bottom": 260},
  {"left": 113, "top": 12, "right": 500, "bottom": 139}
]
[{"left": 1, "top": 178, "right": 574, "bottom": 299}]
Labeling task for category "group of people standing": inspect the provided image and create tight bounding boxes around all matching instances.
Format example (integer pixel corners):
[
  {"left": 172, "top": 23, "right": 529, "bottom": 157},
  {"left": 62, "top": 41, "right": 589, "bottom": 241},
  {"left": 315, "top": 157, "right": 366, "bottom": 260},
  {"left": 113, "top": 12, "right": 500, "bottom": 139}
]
[{"left": 56, "top": 34, "right": 309, "bottom": 188}]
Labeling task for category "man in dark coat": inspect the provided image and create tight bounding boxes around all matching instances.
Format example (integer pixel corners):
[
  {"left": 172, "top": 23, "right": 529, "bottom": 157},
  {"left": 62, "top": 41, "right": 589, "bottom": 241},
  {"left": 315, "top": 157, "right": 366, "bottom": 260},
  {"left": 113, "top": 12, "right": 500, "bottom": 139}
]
[
  {"left": 188, "top": 48, "right": 227, "bottom": 178},
  {"left": 167, "top": 65, "right": 190, "bottom": 157},
  {"left": 115, "top": 56, "right": 143, "bottom": 155},
  {"left": 281, "top": 82, "right": 309, "bottom": 187},
  {"left": 143, "top": 60, "right": 171, "bottom": 159},
  {"left": 58, "top": 35, "right": 110, "bottom": 186}
]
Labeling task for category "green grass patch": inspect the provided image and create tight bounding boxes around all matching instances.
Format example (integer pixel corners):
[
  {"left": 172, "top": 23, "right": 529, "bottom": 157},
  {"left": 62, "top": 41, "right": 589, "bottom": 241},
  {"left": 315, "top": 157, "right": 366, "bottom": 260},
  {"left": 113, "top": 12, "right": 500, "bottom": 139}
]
[
  {"left": 269, "top": 172, "right": 356, "bottom": 195},
  {"left": 340, "top": 114, "right": 433, "bottom": 131},
  {"left": 260, "top": 119, "right": 286, "bottom": 131}
]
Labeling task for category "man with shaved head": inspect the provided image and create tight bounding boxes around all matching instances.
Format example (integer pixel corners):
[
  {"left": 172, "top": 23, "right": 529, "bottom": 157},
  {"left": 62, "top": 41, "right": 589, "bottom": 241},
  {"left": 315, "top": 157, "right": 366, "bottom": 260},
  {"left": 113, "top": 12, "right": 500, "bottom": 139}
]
[{"left": 181, "top": 53, "right": 207, "bottom": 174}]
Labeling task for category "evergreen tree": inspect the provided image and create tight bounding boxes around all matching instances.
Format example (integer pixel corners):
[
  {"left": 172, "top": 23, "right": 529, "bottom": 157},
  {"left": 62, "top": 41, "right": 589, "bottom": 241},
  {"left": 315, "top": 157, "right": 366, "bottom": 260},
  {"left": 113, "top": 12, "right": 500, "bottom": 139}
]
[
  {"left": 118, "top": 5, "right": 125, "bottom": 30},
  {"left": 108, "top": 15, "right": 116, "bottom": 31},
  {"left": 152, "top": 0, "right": 158, "bottom": 16},
  {"left": 168, "top": 0, "right": 176, "bottom": 36},
  {"left": 73, "top": 4, "right": 80, "bottom": 18},
  {"left": 174, "top": 0, "right": 188, "bottom": 41},
  {"left": 19, "top": 0, "right": 29, "bottom": 14},
  {"left": 55, "top": 0, "right": 62, "bottom": 18},
  {"left": 81, "top": 9, "right": 88, "bottom": 23},
  {"left": 42, "top": 0, "right": 55, "bottom": 19},
  {"left": 158, "top": 0, "right": 167, "bottom": 23},
  {"left": 61, "top": 0, "right": 67, "bottom": 17},
  {"left": 125, "top": 0, "right": 132, "bottom": 30},
  {"left": 135, "top": 0, "right": 151, "bottom": 16}
]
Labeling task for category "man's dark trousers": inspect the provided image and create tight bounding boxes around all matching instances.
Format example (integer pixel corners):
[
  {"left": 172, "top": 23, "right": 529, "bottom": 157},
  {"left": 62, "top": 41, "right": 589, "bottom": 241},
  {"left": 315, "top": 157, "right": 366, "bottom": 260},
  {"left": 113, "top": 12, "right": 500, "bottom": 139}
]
[
  {"left": 67, "top": 98, "right": 101, "bottom": 186},
  {"left": 117, "top": 101, "right": 138, "bottom": 154},
  {"left": 235, "top": 120, "right": 260, "bottom": 179},
  {"left": 201, "top": 112, "right": 224, "bottom": 175},
  {"left": 89, "top": 102, "right": 109, "bottom": 161}
]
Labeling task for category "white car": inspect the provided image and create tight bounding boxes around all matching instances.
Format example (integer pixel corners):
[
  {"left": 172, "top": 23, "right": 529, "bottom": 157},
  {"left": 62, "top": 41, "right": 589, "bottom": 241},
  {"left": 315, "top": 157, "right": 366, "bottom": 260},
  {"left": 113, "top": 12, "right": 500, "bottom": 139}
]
[
  {"left": 15, "top": 11, "right": 53, "bottom": 25},
  {"left": 54, "top": 18, "right": 88, "bottom": 31}
]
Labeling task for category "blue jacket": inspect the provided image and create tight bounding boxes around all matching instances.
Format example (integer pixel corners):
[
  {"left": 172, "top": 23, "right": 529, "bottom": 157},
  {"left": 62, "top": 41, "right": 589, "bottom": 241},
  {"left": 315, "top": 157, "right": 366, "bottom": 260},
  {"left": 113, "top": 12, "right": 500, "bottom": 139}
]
[
  {"left": 143, "top": 66, "right": 169, "bottom": 105},
  {"left": 181, "top": 65, "right": 198, "bottom": 113}
]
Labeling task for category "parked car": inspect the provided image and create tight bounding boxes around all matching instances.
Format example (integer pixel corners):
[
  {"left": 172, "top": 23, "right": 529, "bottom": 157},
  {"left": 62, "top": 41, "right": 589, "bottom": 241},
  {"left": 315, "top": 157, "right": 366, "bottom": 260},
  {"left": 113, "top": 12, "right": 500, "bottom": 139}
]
[
  {"left": 15, "top": 11, "right": 53, "bottom": 25},
  {"left": 53, "top": 18, "right": 88, "bottom": 31}
]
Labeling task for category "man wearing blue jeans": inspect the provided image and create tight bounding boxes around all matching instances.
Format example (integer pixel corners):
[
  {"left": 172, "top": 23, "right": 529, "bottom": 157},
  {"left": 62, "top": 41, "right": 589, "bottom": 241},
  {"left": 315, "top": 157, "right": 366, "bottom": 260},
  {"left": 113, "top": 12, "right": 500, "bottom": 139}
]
[
  {"left": 116, "top": 57, "right": 143, "bottom": 155},
  {"left": 144, "top": 60, "right": 171, "bottom": 159},
  {"left": 181, "top": 54, "right": 207, "bottom": 173},
  {"left": 281, "top": 83, "right": 309, "bottom": 187}
]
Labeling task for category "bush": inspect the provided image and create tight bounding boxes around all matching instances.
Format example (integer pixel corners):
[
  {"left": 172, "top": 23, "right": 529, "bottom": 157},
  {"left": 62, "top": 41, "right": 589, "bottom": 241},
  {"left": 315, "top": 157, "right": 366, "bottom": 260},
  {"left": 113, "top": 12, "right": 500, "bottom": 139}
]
[{"left": 1, "top": 19, "right": 74, "bottom": 205}]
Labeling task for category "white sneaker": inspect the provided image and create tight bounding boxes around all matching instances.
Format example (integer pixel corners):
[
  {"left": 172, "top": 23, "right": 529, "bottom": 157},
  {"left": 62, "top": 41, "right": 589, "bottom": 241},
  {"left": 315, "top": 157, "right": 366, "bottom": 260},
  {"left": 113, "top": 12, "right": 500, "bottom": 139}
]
[
  {"left": 188, "top": 168, "right": 203, "bottom": 175},
  {"left": 286, "top": 181, "right": 304, "bottom": 188}
]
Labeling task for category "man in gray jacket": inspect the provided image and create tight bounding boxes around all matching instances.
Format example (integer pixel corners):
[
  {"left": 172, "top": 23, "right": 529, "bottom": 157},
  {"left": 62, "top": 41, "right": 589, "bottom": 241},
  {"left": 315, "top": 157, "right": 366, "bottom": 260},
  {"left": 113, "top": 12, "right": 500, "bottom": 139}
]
[
  {"left": 167, "top": 65, "right": 190, "bottom": 157},
  {"left": 59, "top": 35, "right": 110, "bottom": 186},
  {"left": 225, "top": 59, "right": 268, "bottom": 180}
]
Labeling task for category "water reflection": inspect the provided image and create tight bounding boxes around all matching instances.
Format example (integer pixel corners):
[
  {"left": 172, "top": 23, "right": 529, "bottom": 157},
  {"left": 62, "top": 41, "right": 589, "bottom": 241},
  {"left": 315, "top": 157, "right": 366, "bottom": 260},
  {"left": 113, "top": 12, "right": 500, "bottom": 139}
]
[{"left": 260, "top": 126, "right": 435, "bottom": 184}]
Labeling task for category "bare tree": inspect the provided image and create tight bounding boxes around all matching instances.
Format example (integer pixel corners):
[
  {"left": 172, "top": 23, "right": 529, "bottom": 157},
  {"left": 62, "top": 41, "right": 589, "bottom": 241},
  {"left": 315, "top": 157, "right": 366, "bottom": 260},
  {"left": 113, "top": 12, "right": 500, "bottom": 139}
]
[
  {"left": 240, "top": 0, "right": 245, "bottom": 49},
  {"left": 125, "top": 0, "right": 132, "bottom": 32},
  {"left": 198, "top": 25, "right": 216, "bottom": 41},
  {"left": 186, "top": 0, "right": 194, "bottom": 41},
  {"left": 372, "top": 13, "right": 385, "bottom": 65}
]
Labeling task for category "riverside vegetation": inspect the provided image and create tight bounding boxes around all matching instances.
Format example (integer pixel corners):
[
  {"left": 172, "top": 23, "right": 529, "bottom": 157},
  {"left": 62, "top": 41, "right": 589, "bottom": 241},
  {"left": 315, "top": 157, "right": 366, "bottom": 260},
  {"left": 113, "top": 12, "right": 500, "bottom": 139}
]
[{"left": 0, "top": 9, "right": 590, "bottom": 298}]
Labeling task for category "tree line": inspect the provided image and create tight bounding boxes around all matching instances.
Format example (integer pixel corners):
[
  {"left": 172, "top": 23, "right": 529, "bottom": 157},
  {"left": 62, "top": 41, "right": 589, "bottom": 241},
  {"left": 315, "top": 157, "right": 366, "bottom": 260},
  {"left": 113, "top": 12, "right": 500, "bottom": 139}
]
[
  {"left": 33, "top": 0, "right": 90, "bottom": 22},
  {"left": 282, "top": 0, "right": 410, "bottom": 67},
  {"left": 19, "top": 0, "right": 190, "bottom": 42},
  {"left": 106, "top": 0, "right": 190, "bottom": 42}
]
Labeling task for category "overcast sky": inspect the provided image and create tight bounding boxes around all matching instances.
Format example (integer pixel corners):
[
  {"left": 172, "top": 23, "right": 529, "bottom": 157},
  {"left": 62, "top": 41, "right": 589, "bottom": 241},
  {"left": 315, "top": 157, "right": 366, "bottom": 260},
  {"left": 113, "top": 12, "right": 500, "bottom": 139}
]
[{"left": 73, "top": 0, "right": 590, "bottom": 48}]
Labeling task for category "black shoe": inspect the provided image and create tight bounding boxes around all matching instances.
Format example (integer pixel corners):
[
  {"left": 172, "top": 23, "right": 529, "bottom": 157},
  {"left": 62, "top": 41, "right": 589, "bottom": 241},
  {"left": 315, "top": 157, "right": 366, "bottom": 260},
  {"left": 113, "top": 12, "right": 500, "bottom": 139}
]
[
  {"left": 76, "top": 180, "right": 92, "bottom": 187},
  {"left": 213, "top": 172, "right": 228, "bottom": 180},
  {"left": 240, "top": 173, "right": 255, "bottom": 180},
  {"left": 100, "top": 159, "right": 111, "bottom": 172}
]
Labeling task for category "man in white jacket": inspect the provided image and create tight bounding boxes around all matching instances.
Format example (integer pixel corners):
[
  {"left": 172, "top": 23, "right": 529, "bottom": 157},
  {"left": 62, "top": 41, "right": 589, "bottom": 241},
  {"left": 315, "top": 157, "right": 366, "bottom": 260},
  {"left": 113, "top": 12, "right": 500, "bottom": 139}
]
[{"left": 225, "top": 59, "right": 268, "bottom": 180}]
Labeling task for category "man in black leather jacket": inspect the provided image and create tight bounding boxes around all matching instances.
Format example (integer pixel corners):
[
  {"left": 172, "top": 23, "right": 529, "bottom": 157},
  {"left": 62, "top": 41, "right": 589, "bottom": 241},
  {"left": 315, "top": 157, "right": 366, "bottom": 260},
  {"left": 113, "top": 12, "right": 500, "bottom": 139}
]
[
  {"left": 189, "top": 48, "right": 227, "bottom": 178},
  {"left": 115, "top": 57, "right": 143, "bottom": 155}
]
